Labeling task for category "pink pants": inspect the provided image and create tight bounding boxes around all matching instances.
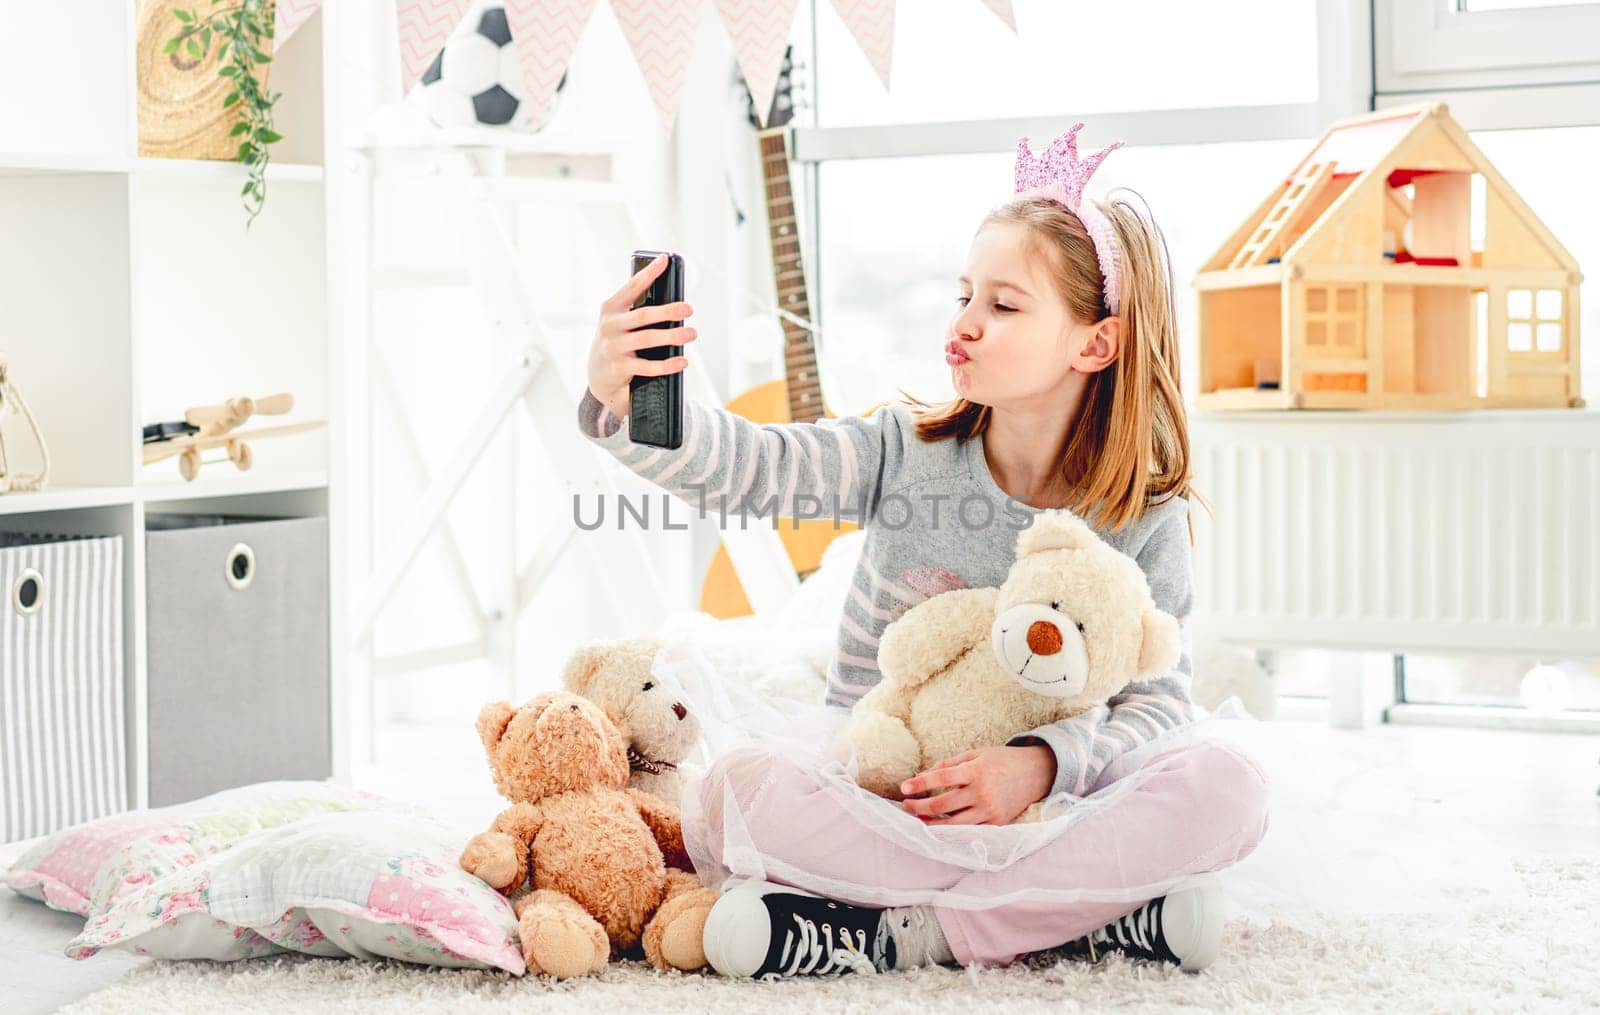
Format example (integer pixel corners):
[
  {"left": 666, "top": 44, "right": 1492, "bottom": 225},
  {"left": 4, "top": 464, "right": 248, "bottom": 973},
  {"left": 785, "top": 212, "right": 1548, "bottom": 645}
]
[{"left": 692, "top": 740, "right": 1271, "bottom": 967}]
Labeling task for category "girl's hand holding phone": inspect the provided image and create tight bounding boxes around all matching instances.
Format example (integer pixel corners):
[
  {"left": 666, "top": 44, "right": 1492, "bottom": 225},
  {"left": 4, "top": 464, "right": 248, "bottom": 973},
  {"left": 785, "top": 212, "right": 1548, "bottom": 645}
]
[{"left": 587, "top": 254, "right": 699, "bottom": 420}]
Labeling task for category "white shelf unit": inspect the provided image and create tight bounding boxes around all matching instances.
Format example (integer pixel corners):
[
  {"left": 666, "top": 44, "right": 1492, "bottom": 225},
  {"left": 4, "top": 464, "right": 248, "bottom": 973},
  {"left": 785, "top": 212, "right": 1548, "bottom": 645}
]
[
  {"left": 0, "top": 153, "right": 326, "bottom": 181},
  {"left": 0, "top": 4, "right": 345, "bottom": 814}
]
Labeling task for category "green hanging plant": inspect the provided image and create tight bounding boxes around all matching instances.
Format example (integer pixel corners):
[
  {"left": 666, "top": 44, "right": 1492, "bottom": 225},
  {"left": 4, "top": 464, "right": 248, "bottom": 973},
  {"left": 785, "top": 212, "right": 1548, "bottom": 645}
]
[{"left": 164, "top": 0, "right": 283, "bottom": 228}]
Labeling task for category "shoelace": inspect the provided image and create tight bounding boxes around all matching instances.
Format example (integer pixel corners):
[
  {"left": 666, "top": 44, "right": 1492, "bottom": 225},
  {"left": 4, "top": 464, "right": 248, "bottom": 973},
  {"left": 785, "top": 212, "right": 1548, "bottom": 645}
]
[
  {"left": 775, "top": 914, "right": 879, "bottom": 976},
  {"left": 1088, "top": 897, "right": 1164, "bottom": 962}
]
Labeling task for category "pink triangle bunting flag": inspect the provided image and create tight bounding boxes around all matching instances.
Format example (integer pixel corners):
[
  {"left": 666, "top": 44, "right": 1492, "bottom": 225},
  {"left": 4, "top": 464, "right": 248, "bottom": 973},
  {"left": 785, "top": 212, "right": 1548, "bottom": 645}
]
[
  {"left": 980, "top": 0, "right": 1016, "bottom": 33},
  {"left": 714, "top": 0, "right": 799, "bottom": 129},
  {"left": 827, "top": 0, "right": 895, "bottom": 91},
  {"left": 396, "top": 0, "right": 474, "bottom": 93},
  {"left": 611, "top": 0, "right": 706, "bottom": 135},
  {"left": 505, "top": 0, "right": 600, "bottom": 129},
  {"left": 274, "top": 0, "right": 323, "bottom": 51}
]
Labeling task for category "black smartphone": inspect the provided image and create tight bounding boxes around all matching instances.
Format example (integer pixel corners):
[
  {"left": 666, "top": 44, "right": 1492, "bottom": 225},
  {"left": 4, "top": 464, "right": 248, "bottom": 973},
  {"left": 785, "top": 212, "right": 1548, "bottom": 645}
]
[{"left": 628, "top": 250, "right": 686, "bottom": 450}]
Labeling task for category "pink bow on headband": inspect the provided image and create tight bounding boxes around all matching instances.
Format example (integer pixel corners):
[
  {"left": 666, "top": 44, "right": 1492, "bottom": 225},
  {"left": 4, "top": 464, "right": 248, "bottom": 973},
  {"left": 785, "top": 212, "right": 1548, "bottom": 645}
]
[{"left": 1014, "top": 124, "right": 1124, "bottom": 317}]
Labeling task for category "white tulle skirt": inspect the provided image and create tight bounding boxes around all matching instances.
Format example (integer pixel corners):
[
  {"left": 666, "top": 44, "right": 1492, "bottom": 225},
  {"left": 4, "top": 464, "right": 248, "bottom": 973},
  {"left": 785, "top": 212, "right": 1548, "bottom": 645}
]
[{"left": 650, "top": 636, "right": 1530, "bottom": 934}]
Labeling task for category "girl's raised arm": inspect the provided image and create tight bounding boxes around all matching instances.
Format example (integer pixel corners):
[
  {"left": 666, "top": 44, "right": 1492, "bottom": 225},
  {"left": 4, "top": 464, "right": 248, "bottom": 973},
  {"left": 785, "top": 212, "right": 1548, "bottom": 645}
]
[
  {"left": 577, "top": 387, "right": 894, "bottom": 528},
  {"left": 580, "top": 254, "right": 896, "bottom": 526}
]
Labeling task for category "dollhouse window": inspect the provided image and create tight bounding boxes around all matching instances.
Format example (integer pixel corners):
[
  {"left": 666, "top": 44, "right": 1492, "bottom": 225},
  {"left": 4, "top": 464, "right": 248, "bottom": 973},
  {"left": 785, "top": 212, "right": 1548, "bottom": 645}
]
[
  {"left": 1506, "top": 288, "right": 1562, "bottom": 354},
  {"left": 1304, "top": 284, "right": 1362, "bottom": 354}
]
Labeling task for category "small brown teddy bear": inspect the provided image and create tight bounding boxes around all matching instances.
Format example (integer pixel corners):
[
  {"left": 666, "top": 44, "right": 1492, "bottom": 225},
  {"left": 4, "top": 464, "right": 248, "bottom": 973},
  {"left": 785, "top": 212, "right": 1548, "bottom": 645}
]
[
  {"left": 560, "top": 635, "right": 701, "bottom": 807},
  {"left": 458, "top": 691, "right": 719, "bottom": 979}
]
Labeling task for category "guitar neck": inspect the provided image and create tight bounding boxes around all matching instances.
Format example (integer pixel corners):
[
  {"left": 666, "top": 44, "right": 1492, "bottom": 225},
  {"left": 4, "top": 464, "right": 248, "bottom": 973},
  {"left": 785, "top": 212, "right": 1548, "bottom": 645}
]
[{"left": 756, "top": 127, "right": 824, "bottom": 423}]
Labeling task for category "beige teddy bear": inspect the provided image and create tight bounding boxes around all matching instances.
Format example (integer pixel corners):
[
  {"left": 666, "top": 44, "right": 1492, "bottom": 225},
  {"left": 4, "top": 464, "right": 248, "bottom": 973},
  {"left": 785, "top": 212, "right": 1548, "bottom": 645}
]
[
  {"left": 458, "top": 692, "right": 718, "bottom": 978},
  {"left": 845, "top": 509, "right": 1181, "bottom": 811},
  {"left": 561, "top": 635, "right": 701, "bottom": 807}
]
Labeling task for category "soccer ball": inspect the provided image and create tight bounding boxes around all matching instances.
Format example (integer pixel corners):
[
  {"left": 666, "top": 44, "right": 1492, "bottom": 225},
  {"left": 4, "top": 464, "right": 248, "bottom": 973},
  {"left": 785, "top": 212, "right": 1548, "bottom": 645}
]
[{"left": 413, "top": 3, "right": 567, "bottom": 130}]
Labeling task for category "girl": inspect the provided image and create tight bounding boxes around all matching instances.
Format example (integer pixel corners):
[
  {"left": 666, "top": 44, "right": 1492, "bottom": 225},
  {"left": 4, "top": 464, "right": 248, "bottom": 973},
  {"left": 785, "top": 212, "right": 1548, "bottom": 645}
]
[{"left": 577, "top": 126, "right": 1270, "bottom": 979}]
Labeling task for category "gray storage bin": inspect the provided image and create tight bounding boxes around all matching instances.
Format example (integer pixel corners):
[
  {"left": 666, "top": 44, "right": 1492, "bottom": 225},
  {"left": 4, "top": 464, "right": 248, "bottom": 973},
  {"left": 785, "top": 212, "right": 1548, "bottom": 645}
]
[
  {"left": 1, "top": 532, "right": 126, "bottom": 842},
  {"left": 144, "top": 514, "right": 329, "bottom": 807}
]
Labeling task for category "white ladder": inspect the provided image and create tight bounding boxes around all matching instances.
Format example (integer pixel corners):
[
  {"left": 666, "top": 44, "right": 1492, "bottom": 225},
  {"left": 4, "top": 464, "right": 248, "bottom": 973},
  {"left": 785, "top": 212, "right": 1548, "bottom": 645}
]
[{"left": 1231, "top": 160, "right": 1334, "bottom": 268}]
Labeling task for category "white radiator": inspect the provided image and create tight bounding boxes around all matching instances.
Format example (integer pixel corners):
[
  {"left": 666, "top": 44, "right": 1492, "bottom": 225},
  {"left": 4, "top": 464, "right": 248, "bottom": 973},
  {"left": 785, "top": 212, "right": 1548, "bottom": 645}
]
[{"left": 1189, "top": 410, "right": 1600, "bottom": 659}]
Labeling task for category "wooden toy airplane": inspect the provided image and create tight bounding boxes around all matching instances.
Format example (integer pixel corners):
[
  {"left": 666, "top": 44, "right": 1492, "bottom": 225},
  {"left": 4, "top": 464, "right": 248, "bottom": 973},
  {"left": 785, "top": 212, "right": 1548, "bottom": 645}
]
[{"left": 143, "top": 392, "right": 326, "bottom": 481}]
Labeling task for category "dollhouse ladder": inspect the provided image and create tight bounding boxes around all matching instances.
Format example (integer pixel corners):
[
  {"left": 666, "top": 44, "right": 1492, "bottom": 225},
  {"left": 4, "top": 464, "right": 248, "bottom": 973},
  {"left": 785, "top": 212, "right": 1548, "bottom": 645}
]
[{"left": 1230, "top": 160, "right": 1335, "bottom": 268}]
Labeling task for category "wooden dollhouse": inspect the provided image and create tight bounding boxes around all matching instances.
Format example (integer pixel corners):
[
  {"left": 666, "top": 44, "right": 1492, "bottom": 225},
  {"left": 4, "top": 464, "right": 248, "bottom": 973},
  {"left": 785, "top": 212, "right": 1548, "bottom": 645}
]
[{"left": 1195, "top": 102, "right": 1583, "bottom": 411}]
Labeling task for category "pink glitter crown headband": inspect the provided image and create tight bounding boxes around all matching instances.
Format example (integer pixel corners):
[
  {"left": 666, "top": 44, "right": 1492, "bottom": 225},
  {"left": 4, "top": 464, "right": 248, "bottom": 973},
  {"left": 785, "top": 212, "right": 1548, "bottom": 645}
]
[{"left": 1013, "top": 123, "right": 1124, "bottom": 316}]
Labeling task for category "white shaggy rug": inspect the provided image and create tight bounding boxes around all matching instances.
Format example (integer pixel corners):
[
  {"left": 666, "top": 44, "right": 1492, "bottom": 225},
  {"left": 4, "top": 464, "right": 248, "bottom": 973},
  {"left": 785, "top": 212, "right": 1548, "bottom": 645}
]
[{"left": 58, "top": 854, "right": 1598, "bottom": 1015}]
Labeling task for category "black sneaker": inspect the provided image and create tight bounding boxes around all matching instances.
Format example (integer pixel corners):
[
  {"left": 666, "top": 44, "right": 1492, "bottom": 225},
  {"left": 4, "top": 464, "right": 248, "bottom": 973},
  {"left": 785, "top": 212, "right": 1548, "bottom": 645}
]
[
  {"left": 702, "top": 881, "right": 894, "bottom": 978},
  {"left": 1060, "top": 882, "right": 1223, "bottom": 973}
]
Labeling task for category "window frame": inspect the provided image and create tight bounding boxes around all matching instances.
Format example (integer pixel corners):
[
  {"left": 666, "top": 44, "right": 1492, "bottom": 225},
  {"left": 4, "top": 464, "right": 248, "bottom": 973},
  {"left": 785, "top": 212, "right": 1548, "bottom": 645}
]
[
  {"left": 1374, "top": 0, "right": 1600, "bottom": 130},
  {"left": 1505, "top": 286, "right": 1568, "bottom": 357}
]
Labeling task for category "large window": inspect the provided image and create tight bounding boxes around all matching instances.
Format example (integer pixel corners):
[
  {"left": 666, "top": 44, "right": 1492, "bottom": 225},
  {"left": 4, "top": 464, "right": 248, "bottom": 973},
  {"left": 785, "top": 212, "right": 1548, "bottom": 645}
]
[
  {"left": 795, "top": 0, "right": 1368, "bottom": 164},
  {"left": 799, "top": 0, "right": 1370, "bottom": 410},
  {"left": 814, "top": 0, "right": 1320, "bottom": 129},
  {"left": 1241, "top": 650, "right": 1600, "bottom": 719},
  {"left": 801, "top": 6, "right": 1597, "bottom": 725},
  {"left": 1401, "top": 654, "right": 1600, "bottom": 712}
]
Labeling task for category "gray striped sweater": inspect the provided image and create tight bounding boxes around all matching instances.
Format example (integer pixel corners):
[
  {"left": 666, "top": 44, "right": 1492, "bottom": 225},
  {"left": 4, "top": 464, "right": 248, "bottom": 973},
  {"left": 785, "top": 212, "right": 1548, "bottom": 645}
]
[{"left": 576, "top": 388, "right": 1196, "bottom": 799}]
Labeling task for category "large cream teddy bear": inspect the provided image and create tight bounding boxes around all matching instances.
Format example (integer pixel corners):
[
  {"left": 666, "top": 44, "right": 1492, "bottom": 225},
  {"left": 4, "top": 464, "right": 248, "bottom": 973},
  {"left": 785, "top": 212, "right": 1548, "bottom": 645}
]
[
  {"left": 561, "top": 636, "right": 701, "bottom": 807},
  {"left": 846, "top": 508, "right": 1181, "bottom": 807}
]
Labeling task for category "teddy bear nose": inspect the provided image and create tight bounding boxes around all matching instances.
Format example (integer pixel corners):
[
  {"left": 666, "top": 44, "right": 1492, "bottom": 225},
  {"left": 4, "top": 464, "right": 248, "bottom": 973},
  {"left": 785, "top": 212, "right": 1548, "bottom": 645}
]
[
  {"left": 672, "top": 702, "right": 687, "bottom": 721},
  {"left": 1026, "top": 620, "right": 1063, "bottom": 655}
]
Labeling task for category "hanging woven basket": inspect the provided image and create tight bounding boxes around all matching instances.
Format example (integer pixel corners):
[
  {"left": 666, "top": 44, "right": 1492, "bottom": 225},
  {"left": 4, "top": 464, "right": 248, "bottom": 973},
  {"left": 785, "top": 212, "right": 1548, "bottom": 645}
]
[{"left": 135, "top": 0, "right": 275, "bottom": 161}]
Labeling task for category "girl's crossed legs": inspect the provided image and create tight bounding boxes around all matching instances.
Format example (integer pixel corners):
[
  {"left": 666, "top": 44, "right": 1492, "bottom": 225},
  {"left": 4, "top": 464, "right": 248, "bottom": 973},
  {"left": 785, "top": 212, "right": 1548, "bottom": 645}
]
[{"left": 692, "top": 739, "right": 1271, "bottom": 968}]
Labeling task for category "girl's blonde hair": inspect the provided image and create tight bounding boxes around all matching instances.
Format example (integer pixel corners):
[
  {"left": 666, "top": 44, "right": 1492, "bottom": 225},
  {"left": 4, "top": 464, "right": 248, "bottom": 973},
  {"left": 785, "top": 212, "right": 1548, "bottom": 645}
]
[{"left": 899, "top": 192, "right": 1194, "bottom": 534}]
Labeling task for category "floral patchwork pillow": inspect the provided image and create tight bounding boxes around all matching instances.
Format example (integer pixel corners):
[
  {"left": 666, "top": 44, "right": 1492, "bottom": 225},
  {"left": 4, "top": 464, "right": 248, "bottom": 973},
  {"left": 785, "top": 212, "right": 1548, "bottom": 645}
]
[
  {"left": 4, "top": 781, "right": 395, "bottom": 918},
  {"left": 64, "top": 809, "right": 524, "bottom": 974}
]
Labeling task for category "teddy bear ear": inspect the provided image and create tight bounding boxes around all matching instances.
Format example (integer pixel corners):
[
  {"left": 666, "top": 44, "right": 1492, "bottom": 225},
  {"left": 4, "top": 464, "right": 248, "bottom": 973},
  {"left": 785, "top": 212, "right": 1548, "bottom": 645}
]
[
  {"left": 475, "top": 701, "right": 517, "bottom": 758},
  {"left": 1016, "top": 509, "right": 1097, "bottom": 559},
  {"left": 599, "top": 714, "right": 632, "bottom": 786},
  {"left": 1137, "top": 609, "right": 1182, "bottom": 678},
  {"left": 560, "top": 644, "right": 608, "bottom": 696}
]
